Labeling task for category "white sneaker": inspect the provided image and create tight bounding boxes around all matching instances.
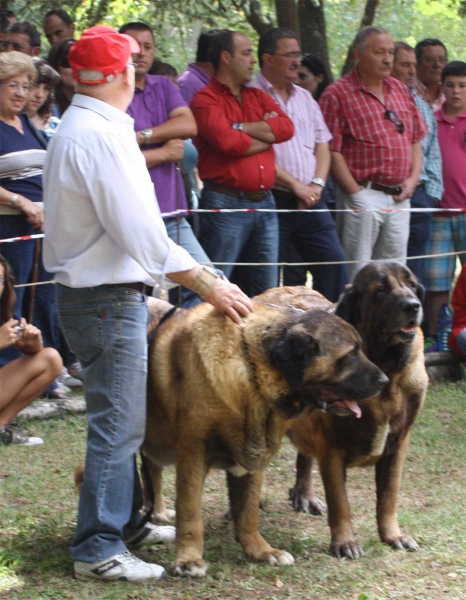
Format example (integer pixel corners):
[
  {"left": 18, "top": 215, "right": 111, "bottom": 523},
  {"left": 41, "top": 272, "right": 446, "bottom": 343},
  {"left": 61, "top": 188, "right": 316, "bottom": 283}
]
[
  {"left": 73, "top": 551, "right": 167, "bottom": 582},
  {"left": 58, "top": 367, "right": 83, "bottom": 388},
  {"left": 126, "top": 523, "right": 176, "bottom": 547}
]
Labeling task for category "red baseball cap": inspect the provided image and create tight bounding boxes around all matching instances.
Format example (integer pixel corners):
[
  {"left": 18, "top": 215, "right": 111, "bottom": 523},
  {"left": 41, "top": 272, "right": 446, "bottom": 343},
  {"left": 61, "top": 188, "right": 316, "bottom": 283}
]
[{"left": 69, "top": 25, "right": 140, "bottom": 85}]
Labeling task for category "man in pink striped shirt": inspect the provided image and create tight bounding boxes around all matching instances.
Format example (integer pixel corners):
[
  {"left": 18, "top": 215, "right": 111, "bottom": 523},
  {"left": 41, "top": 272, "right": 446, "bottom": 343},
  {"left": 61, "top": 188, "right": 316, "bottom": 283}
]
[{"left": 251, "top": 27, "right": 348, "bottom": 302}]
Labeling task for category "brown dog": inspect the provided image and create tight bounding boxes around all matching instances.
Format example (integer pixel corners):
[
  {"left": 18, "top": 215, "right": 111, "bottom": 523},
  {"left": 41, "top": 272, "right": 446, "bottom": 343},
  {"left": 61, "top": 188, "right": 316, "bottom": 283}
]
[
  {"left": 260, "top": 262, "right": 428, "bottom": 559},
  {"left": 142, "top": 297, "right": 388, "bottom": 576}
]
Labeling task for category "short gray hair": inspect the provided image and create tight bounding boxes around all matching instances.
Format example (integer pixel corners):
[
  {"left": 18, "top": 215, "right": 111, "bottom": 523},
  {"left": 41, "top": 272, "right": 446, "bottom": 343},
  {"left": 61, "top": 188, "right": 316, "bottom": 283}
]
[
  {"left": 353, "top": 26, "right": 389, "bottom": 51},
  {"left": 394, "top": 41, "right": 414, "bottom": 61}
]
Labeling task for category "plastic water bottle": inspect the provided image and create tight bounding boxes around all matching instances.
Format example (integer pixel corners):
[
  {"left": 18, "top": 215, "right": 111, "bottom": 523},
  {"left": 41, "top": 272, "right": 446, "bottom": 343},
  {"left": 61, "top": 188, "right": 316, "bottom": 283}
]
[{"left": 437, "top": 303, "right": 453, "bottom": 352}]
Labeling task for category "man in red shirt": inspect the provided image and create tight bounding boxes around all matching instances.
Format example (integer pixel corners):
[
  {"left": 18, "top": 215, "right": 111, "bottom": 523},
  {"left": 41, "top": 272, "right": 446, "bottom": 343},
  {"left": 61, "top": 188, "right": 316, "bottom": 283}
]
[
  {"left": 320, "top": 26, "right": 426, "bottom": 280},
  {"left": 191, "top": 29, "right": 294, "bottom": 296}
]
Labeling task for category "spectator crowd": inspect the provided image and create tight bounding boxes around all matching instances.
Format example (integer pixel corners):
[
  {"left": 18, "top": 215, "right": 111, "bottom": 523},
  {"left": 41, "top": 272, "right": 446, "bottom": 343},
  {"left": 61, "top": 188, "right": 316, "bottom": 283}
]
[
  {"left": 0, "top": 7, "right": 465, "bottom": 587},
  {"left": 1, "top": 12, "right": 465, "bottom": 424}
]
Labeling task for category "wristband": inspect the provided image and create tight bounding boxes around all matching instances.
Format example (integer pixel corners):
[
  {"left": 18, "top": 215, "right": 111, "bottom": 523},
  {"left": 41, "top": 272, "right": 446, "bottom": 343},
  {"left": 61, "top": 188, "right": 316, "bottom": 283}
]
[{"left": 190, "top": 266, "right": 221, "bottom": 298}]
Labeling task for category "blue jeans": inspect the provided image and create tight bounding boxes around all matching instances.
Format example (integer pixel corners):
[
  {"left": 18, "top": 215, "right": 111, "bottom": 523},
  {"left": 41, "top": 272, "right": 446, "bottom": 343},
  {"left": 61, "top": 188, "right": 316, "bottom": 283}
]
[
  {"left": 198, "top": 189, "right": 278, "bottom": 297},
  {"left": 56, "top": 283, "right": 149, "bottom": 562},
  {"left": 164, "top": 216, "right": 212, "bottom": 307},
  {"left": 407, "top": 183, "right": 434, "bottom": 283},
  {"left": 275, "top": 194, "right": 349, "bottom": 303}
]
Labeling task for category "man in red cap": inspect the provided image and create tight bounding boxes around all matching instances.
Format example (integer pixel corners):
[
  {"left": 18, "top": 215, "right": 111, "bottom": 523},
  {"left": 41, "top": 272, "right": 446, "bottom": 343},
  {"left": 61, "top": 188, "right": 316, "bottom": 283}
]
[{"left": 43, "top": 25, "right": 252, "bottom": 583}]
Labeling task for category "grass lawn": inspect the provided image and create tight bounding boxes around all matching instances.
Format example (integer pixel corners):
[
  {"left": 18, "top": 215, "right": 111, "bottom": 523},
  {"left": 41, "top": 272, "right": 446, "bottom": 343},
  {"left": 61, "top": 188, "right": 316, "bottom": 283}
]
[{"left": 1, "top": 381, "right": 465, "bottom": 600}]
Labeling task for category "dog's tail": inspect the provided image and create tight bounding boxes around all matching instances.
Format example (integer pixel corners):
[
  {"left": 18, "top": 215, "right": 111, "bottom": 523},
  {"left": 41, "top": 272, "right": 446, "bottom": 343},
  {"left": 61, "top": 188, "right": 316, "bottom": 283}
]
[{"left": 74, "top": 463, "right": 85, "bottom": 491}]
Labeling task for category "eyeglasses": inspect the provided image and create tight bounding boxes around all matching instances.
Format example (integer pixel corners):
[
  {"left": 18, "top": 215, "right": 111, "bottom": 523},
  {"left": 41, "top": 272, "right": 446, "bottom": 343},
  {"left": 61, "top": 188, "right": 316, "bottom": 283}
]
[
  {"left": 274, "top": 52, "right": 303, "bottom": 61},
  {"left": 0, "top": 82, "right": 31, "bottom": 92},
  {"left": 422, "top": 56, "right": 448, "bottom": 65},
  {"left": 384, "top": 109, "right": 404, "bottom": 134}
]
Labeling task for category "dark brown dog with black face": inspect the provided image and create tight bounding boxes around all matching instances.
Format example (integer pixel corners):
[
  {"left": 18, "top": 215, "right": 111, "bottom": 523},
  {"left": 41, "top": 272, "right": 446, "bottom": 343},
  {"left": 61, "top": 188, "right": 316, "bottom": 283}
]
[
  {"left": 142, "top": 298, "right": 388, "bottom": 576},
  {"left": 273, "top": 262, "right": 428, "bottom": 559}
]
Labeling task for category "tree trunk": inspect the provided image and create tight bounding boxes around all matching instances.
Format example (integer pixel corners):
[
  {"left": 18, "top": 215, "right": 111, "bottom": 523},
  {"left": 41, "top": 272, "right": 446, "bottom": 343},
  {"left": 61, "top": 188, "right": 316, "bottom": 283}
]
[
  {"left": 275, "top": 0, "right": 300, "bottom": 42},
  {"left": 298, "top": 0, "right": 333, "bottom": 82},
  {"left": 341, "top": 0, "right": 380, "bottom": 75},
  {"left": 242, "top": 0, "right": 275, "bottom": 36}
]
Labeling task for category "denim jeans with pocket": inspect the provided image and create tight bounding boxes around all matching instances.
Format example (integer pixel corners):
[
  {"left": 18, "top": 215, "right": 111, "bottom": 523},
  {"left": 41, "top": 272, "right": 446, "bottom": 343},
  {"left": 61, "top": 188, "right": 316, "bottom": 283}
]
[
  {"left": 198, "top": 189, "right": 278, "bottom": 297},
  {"left": 56, "top": 283, "right": 149, "bottom": 562}
]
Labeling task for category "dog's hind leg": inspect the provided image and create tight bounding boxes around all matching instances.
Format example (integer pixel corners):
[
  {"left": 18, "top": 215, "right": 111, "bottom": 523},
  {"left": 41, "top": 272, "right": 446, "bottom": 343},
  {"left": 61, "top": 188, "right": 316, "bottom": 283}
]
[
  {"left": 289, "top": 452, "right": 326, "bottom": 515},
  {"left": 227, "top": 470, "right": 295, "bottom": 567},
  {"left": 375, "top": 434, "right": 419, "bottom": 552},
  {"left": 140, "top": 454, "right": 175, "bottom": 523}
]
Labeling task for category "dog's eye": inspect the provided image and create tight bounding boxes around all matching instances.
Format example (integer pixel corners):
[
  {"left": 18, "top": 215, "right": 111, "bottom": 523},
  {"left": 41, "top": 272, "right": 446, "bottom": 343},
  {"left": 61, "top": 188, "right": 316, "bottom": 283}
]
[{"left": 376, "top": 286, "right": 387, "bottom": 293}]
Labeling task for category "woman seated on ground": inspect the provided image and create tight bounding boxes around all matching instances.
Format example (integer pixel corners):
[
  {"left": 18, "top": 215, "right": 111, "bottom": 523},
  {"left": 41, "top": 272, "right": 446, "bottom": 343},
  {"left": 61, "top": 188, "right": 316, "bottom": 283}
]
[
  {"left": 0, "top": 256, "right": 62, "bottom": 446},
  {"left": 25, "top": 59, "right": 60, "bottom": 138}
]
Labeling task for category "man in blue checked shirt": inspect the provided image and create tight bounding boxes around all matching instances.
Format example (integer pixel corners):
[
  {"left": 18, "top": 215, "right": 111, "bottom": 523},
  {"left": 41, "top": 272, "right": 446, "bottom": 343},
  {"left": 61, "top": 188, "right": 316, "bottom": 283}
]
[{"left": 392, "top": 42, "right": 444, "bottom": 282}]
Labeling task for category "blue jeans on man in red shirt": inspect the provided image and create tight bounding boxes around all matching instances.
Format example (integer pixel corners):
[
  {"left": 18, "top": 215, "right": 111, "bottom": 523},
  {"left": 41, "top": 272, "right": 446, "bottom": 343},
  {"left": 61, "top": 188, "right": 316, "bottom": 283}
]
[{"left": 198, "top": 189, "right": 279, "bottom": 298}]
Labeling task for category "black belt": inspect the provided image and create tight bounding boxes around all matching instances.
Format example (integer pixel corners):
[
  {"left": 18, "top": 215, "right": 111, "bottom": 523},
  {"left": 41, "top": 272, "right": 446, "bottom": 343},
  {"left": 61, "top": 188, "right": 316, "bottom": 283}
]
[
  {"left": 358, "top": 180, "right": 402, "bottom": 196},
  {"left": 204, "top": 180, "right": 268, "bottom": 202},
  {"left": 114, "top": 282, "right": 147, "bottom": 293}
]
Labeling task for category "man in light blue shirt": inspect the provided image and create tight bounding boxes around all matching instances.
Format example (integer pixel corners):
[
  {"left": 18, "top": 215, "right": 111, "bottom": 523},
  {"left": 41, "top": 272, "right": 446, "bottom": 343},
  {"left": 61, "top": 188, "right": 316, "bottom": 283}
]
[
  {"left": 392, "top": 42, "right": 444, "bottom": 281},
  {"left": 43, "top": 25, "right": 252, "bottom": 584}
]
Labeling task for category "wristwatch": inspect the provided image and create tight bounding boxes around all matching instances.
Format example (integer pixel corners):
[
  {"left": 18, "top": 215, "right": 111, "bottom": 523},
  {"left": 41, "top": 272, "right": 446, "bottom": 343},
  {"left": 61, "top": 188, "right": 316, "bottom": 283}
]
[
  {"left": 10, "top": 194, "right": 19, "bottom": 207},
  {"left": 311, "top": 177, "right": 325, "bottom": 187},
  {"left": 141, "top": 128, "right": 153, "bottom": 144},
  {"left": 232, "top": 122, "right": 243, "bottom": 131}
]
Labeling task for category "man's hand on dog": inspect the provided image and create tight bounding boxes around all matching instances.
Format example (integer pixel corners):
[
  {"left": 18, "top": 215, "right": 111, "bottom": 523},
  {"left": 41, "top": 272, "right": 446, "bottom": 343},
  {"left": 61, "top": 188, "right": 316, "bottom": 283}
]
[{"left": 204, "top": 278, "right": 253, "bottom": 324}]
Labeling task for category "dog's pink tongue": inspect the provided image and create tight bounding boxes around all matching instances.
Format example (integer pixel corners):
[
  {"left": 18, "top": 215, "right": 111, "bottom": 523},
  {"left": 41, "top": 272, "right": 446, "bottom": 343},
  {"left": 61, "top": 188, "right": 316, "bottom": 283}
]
[{"left": 341, "top": 400, "right": 362, "bottom": 419}]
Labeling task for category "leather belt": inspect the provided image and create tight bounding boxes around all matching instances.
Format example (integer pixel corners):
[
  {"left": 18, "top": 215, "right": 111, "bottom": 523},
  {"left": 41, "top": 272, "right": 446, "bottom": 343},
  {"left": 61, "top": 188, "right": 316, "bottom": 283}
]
[
  {"left": 272, "top": 189, "right": 296, "bottom": 202},
  {"left": 114, "top": 282, "right": 146, "bottom": 293},
  {"left": 358, "top": 180, "right": 402, "bottom": 196},
  {"left": 204, "top": 180, "right": 268, "bottom": 202}
]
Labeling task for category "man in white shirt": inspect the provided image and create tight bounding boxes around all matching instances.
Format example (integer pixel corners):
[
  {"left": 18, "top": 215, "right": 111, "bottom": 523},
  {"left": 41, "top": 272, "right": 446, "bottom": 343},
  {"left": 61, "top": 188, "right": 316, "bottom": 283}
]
[
  {"left": 43, "top": 25, "right": 252, "bottom": 584},
  {"left": 251, "top": 27, "right": 348, "bottom": 301}
]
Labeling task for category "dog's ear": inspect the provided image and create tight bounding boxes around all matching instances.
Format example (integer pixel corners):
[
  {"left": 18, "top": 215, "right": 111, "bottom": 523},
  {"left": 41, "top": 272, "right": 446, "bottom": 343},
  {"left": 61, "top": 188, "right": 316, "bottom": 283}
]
[
  {"left": 269, "top": 327, "right": 320, "bottom": 390},
  {"left": 335, "top": 284, "right": 360, "bottom": 325}
]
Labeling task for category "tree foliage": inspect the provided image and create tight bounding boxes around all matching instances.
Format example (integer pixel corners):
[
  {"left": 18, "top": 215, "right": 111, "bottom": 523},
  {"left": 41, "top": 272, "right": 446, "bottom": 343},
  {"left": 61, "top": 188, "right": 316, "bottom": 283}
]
[{"left": 6, "top": 0, "right": 465, "bottom": 76}]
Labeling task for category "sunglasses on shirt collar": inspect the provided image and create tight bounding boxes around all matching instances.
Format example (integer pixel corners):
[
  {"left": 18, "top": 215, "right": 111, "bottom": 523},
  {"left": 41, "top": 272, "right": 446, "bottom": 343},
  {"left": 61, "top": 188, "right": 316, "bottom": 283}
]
[{"left": 384, "top": 109, "right": 404, "bottom": 134}]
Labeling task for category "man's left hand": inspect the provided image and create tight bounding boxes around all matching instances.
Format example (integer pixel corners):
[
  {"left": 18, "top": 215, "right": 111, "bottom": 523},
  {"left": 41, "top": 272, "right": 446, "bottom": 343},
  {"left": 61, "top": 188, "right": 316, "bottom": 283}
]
[
  {"left": 292, "top": 181, "right": 322, "bottom": 209},
  {"left": 393, "top": 177, "right": 417, "bottom": 202}
]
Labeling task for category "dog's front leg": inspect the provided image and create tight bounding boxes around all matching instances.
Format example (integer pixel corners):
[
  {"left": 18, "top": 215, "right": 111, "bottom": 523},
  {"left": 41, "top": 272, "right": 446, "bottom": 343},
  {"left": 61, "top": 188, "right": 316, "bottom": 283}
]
[
  {"left": 318, "top": 449, "right": 364, "bottom": 559},
  {"left": 375, "top": 434, "right": 419, "bottom": 551},
  {"left": 289, "top": 452, "right": 327, "bottom": 515},
  {"left": 227, "top": 470, "right": 294, "bottom": 566},
  {"left": 174, "top": 449, "right": 209, "bottom": 577}
]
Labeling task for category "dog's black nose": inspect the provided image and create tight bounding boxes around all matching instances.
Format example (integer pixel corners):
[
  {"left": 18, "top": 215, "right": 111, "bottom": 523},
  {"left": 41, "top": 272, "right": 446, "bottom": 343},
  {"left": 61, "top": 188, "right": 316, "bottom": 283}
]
[{"left": 401, "top": 299, "right": 420, "bottom": 315}]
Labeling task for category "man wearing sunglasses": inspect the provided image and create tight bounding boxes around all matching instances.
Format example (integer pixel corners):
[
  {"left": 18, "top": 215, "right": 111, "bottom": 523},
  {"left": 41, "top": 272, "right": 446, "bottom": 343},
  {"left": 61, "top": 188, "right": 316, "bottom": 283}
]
[{"left": 320, "top": 26, "right": 427, "bottom": 280}]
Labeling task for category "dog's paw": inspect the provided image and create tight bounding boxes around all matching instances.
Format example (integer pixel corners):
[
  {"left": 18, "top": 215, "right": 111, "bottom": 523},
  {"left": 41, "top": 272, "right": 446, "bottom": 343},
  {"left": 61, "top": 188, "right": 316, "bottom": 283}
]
[
  {"left": 266, "top": 550, "right": 295, "bottom": 566},
  {"left": 330, "top": 540, "right": 364, "bottom": 560},
  {"left": 386, "top": 534, "right": 419, "bottom": 552},
  {"left": 289, "top": 487, "right": 326, "bottom": 515},
  {"left": 152, "top": 509, "right": 176, "bottom": 523},
  {"left": 174, "top": 559, "right": 207, "bottom": 578}
]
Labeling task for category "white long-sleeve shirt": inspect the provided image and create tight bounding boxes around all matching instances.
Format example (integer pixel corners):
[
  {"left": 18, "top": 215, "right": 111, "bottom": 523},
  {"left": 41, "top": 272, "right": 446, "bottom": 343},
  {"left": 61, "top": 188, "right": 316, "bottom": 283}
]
[{"left": 43, "top": 94, "right": 197, "bottom": 288}]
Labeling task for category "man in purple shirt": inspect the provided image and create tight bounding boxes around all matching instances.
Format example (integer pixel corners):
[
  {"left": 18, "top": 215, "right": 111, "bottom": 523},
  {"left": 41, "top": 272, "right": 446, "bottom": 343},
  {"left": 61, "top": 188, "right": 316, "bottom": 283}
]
[
  {"left": 120, "top": 22, "right": 213, "bottom": 306},
  {"left": 177, "top": 29, "right": 221, "bottom": 105}
]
